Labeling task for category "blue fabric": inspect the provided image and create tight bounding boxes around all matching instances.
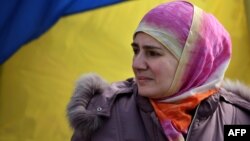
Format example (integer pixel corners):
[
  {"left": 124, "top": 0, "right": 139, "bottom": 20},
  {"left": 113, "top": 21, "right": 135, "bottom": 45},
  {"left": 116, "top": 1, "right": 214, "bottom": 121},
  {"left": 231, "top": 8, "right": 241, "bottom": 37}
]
[
  {"left": 0, "top": 0, "right": 124, "bottom": 64},
  {"left": 64, "top": 0, "right": 125, "bottom": 15}
]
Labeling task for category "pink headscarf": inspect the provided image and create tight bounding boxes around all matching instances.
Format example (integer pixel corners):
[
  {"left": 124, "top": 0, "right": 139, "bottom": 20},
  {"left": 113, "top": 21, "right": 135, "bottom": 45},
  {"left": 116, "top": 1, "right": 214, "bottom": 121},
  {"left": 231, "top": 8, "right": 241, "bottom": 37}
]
[
  {"left": 135, "top": 0, "right": 231, "bottom": 101},
  {"left": 134, "top": 0, "right": 231, "bottom": 140}
]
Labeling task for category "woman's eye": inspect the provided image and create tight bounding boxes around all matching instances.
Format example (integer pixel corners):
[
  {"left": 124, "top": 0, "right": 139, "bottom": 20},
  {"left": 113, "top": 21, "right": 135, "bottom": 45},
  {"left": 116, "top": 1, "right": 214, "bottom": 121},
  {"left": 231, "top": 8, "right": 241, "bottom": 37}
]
[{"left": 148, "top": 51, "right": 160, "bottom": 56}]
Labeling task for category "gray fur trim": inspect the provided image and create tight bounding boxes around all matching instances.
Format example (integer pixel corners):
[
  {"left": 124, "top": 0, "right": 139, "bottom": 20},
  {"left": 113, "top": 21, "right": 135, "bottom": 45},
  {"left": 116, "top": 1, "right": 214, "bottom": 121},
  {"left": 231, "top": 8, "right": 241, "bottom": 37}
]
[
  {"left": 67, "top": 73, "right": 108, "bottom": 138},
  {"left": 222, "top": 79, "right": 250, "bottom": 102}
]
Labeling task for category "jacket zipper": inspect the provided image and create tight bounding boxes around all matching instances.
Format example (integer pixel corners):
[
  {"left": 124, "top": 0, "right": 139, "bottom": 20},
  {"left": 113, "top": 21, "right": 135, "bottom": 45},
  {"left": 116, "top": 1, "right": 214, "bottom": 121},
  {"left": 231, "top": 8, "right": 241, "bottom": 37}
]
[
  {"left": 153, "top": 119, "right": 159, "bottom": 141},
  {"left": 185, "top": 104, "right": 201, "bottom": 141}
]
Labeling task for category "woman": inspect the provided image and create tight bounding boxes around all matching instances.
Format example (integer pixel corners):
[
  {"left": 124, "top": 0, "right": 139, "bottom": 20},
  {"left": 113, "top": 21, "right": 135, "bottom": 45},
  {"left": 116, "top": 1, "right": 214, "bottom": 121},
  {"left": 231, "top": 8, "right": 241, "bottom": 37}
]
[{"left": 67, "top": 1, "right": 250, "bottom": 141}]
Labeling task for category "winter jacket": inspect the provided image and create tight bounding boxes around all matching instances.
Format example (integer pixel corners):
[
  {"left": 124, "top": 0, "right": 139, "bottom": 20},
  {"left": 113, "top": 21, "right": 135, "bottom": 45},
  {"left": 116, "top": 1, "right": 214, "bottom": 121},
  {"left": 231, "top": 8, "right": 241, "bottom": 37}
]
[{"left": 67, "top": 74, "right": 250, "bottom": 141}]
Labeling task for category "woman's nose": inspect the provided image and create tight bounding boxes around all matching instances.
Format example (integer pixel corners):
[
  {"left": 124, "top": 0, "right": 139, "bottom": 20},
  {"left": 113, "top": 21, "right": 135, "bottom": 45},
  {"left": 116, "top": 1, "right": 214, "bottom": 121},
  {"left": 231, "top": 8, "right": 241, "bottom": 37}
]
[{"left": 132, "top": 53, "right": 147, "bottom": 70}]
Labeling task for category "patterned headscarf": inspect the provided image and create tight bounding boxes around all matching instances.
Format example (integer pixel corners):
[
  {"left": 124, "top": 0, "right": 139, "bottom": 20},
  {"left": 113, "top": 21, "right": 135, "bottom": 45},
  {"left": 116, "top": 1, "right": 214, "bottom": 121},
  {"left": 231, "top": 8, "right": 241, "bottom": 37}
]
[{"left": 134, "top": 1, "right": 231, "bottom": 140}]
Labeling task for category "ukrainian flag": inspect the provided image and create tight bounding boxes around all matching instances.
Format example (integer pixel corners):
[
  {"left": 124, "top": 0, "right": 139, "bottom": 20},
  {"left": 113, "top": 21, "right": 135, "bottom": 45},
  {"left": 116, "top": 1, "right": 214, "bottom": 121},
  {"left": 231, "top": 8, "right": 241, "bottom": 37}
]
[{"left": 0, "top": 0, "right": 249, "bottom": 141}]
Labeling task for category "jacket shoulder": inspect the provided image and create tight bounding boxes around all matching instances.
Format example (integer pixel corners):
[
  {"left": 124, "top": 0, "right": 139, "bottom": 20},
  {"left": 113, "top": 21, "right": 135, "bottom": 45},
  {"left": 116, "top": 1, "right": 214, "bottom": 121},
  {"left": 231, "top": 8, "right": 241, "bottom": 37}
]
[{"left": 189, "top": 79, "right": 250, "bottom": 141}]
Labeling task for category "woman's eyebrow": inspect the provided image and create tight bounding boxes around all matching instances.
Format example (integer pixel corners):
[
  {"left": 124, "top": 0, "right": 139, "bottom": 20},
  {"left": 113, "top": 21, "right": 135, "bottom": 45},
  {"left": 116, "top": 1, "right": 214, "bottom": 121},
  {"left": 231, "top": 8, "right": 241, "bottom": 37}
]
[
  {"left": 142, "top": 45, "right": 163, "bottom": 50},
  {"left": 131, "top": 42, "right": 163, "bottom": 50}
]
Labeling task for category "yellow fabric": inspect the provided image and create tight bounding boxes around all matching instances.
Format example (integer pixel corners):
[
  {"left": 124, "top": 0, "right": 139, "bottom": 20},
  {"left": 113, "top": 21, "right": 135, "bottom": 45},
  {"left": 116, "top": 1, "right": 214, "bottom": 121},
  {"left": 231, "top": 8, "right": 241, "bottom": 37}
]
[{"left": 0, "top": 0, "right": 249, "bottom": 141}]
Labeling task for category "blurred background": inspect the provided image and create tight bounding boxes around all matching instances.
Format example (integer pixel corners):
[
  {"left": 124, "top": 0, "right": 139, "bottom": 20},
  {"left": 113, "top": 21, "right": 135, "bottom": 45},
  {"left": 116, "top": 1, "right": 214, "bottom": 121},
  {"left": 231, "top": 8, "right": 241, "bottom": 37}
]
[{"left": 0, "top": 0, "right": 249, "bottom": 141}]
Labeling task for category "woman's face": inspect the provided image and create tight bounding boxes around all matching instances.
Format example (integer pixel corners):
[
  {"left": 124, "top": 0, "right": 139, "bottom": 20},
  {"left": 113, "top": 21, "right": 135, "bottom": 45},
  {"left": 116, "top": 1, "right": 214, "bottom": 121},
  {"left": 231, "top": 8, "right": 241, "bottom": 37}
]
[{"left": 132, "top": 32, "right": 178, "bottom": 98}]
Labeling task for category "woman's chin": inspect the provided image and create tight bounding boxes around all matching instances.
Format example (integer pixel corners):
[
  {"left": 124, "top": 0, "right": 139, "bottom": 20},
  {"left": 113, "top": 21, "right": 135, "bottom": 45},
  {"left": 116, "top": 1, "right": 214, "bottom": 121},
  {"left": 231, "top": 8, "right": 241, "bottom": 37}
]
[{"left": 138, "top": 90, "right": 160, "bottom": 99}]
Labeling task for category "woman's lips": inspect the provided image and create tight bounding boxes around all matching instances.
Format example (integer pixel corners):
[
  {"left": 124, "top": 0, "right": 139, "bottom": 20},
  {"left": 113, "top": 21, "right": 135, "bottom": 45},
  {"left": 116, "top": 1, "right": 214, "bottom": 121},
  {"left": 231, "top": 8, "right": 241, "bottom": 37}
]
[
  {"left": 137, "top": 76, "right": 152, "bottom": 80},
  {"left": 136, "top": 76, "right": 153, "bottom": 84}
]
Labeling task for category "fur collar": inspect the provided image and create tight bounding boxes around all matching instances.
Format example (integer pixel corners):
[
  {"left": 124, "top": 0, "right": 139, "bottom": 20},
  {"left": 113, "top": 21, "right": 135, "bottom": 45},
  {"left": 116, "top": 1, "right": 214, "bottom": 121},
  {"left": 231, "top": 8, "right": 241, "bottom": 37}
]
[
  {"left": 222, "top": 78, "right": 250, "bottom": 102},
  {"left": 67, "top": 73, "right": 109, "bottom": 138}
]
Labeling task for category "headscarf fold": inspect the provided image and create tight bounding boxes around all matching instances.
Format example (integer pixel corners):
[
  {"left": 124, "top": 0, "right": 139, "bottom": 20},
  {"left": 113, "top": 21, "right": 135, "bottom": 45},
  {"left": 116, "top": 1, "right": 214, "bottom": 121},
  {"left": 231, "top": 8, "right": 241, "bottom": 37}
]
[{"left": 134, "top": 1, "right": 231, "bottom": 140}]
